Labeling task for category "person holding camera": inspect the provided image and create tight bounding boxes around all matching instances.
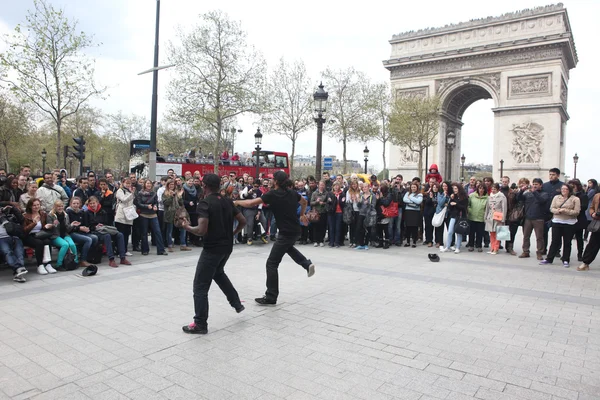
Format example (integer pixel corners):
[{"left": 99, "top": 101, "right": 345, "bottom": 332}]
[{"left": 389, "top": 175, "right": 406, "bottom": 246}]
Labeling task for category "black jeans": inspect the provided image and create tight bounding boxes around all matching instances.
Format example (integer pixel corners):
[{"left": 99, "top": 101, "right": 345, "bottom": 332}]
[
  {"left": 23, "top": 235, "right": 52, "bottom": 265},
  {"left": 193, "top": 250, "right": 241, "bottom": 328},
  {"left": 506, "top": 222, "right": 520, "bottom": 250},
  {"left": 424, "top": 213, "right": 434, "bottom": 244},
  {"left": 265, "top": 234, "right": 312, "bottom": 301},
  {"left": 312, "top": 213, "right": 327, "bottom": 244},
  {"left": 115, "top": 222, "right": 132, "bottom": 250},
  {"left": 132, "top": 217, "right": 142, "bottom": 250},
  {"left": 355, "top": 215, "right": 367, "bottom": 246},
  {"left": 467, "top": 221, "right": 485, "bottom": 248},
  {"left": 547, "top": 223, "right": 575, "bottom": 263},
  {"left": 582, "top": 231, "right": 600, "bottom": 265},
  {"left": 349, "top": 211, "right": 359, "bottom": 244}
]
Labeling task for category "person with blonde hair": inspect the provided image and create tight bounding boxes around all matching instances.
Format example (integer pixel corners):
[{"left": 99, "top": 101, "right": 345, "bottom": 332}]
[{"left": 47, "top": 200, "right": 79, "bottom": 270}]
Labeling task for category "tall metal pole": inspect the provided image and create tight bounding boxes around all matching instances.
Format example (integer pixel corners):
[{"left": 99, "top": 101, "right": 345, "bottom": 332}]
[
  {"left": 255, "top": 145, "right": 260, "bottom": 179},
  {"left": 364, "top": 158, "right": 368, "bottom": 174},
  {"left": 315, "top": 115, "right": 324, "bottom": 178},
  {"left": 148, "top": 0, "right": 160, "bottom": 182},
  {"left": 500, "top": 159, "right": 504, "bottom": 179}
]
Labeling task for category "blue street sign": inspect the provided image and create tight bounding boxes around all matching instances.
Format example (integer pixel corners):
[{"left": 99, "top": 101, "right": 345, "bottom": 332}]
[{"left": 323, "top": 157, "right": 333, "bottom": 170}]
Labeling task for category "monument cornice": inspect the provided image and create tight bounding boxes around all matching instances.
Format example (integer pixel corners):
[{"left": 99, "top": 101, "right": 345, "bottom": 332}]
[
  {"left": 391, "top": 4, "right": 566, "bottom": 42},
  {"left": 386, "top": 44, "right": 571, "bottom": 80},
  {"left": 492, "top": 103, "right": 570, "bottom": 121}
]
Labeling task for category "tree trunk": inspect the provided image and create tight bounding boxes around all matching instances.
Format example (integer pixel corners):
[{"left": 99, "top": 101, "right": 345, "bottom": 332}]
[
  {"left": 417, "top": 149, "right": 423, "bottom": 179},
  {"left": 56, "top": 118, "right": 62, "bottom": 168},
  {"left": 382, "top": 140, "right": 387, "bottom": 179},
  {"left": 3, "top": 142, "right": 9, "bottom": 172},
  {"left": 342, "top": 133, "right": 347, "bottom": 174},
  {"left": 289, "top": 138, "right": 296, "bottom": 177},
  {"left": 214, "top": 118, "right": 221, "bottom": 174}
]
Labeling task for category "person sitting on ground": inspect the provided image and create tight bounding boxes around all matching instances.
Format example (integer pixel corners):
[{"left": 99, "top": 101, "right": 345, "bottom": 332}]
[
  {"left": 66, "top": 197, "right": 96, "bottom": 268},
  {"left": 0, "top": 205, "right": 27, "bottom": 282},
  {"left": 46, "top": 200, "right": 79, "bottom": 270},
  {"left": 86, "top": 196, "right": 131, "bottom": 268}
]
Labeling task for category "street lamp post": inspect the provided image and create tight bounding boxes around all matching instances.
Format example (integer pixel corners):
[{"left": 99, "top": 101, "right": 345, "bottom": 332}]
[
  {"left": 41, "top": 148, "right": 47, "bottom": 173},
  {"left": 500, "top": 159, "right": 504, "bottom": 179},
  {"left": 313, "top": 83, "right": 328, "bottom": 178},
  {"left": 573, "top": 153, "right": 579, "bottom": 179},
  {"left": 460, "top": 154, "right": 466, "bottom": 183},
  {"left": 445, "top": 131, "right": 456, "bottom": 180},
  {"left": 363, "top": 146, "right": 369, "bottom": 174},
  {"left": 67, "top": 155, "right": 73, "bottom": 178},
  {"left": 254, "top": 128, "right": 262, "bottom": 179}
]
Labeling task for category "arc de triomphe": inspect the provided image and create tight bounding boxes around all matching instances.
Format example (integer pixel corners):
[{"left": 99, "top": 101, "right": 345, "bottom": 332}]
[{"left": 384, "top": 4, "right": 577, "bottom": 182}]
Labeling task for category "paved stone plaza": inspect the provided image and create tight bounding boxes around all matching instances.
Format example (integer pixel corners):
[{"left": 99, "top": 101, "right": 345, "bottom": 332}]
[{"left": 0, "top": 240, "right": 599, "bottom": 400}]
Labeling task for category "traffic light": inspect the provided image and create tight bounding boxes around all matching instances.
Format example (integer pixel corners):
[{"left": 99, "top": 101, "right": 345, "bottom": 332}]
[{"left": 72, "top": 136, "right": 86, "bottom": 176}]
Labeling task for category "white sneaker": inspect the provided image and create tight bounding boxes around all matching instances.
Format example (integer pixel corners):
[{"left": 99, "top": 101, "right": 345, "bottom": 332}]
[
  {"left": 45, "top": 264, "right": 57, "bottom": 274},
  {"left": 125, "top": 252, "right": 133, "bottom": 257},
  {"left": 37, "top": 265, "right": 48, "bottom": 275},
  {"left": 454, "top": 249, "right": 461, "bottom": 254},
  {"left": 450, "top": 246, "right": 456, "bottom": 251},
  {"left": 319, "top": 243, "right": 324, "bottom": 247},
  {"left": 487, "top": 251, "right": 493, "bottom": 254},
  {"left": 440, "top": 248, "right": 448, "bottom": 253},
  {"left": 490, "top": 251, "right": 498, "bottom": 255},
  {"left": 313, "top": 243, "right": 318, "bottom": 247}
]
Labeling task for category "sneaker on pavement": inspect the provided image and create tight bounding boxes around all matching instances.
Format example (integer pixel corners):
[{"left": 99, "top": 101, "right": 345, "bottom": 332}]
[
  {"left": 13, "top": 275, "right": 26, "bottom": 283},
  {"left": 450, "top": 246, "right": 456, "bottom": 251},
  {"left": 539, "top": 260, "right": 550, "bottom": 265},
  {"left": 319, "top": 242, "right": 324, "bottom": 247},
  {"left": 313, "top": 242, "right": 318, "bottom": 247},
  {"left": 454, "top": 249, "right": 461, "bottom": 254},
  {"left": 355, "top": 245, "right": 366, "bottom": 250},
  {"left": 235, "top": 304, "right": 245, "bottom": 313},
  {"left": 45, "top": 264, "right": 57, "bottom": 274},
  {"left": 260, "top": 235, "right": 268, "bottom": 244},
  {"left": 182, "top": 322, "right": 207, "bottom": 334},
  {"left": 247, "top": 240, "right": 253, "bottom": 246},
  {"left": 37, "top": 265, "right": 48, "bottom": 275},
  {"left": 307, "top": 263, "right": 315, "bottom": 277},
  {"left": 15, "top": 267, "right": 28, "bottom": 279},
  {"left": 255, "top": 296, "right": 276, "bottom": 305},
  {"left": 563, "top": 261, "right": 570, "bottom": 268},
  {"left": 364, "top": 245, "right": 369, "bottom": 250},
  {"left": 440, "top": 248, "right": 448, "bottom": 253},
  {"left": 125, "top": 252, "right": 133, "bottom": 257}
]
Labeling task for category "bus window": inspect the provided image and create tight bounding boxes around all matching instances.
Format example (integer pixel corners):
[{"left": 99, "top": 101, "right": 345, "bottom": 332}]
[{"left": 275, "top": 155, "right": 288, "bottom": 168}]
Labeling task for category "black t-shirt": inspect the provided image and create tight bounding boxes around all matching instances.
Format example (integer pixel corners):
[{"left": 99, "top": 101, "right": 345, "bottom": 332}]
[
  {"left": 197, "top": 193, "right": 239, "bottom": 252},
  {"left": 261, "top": 188, "right": 301, "bottom": 236}
]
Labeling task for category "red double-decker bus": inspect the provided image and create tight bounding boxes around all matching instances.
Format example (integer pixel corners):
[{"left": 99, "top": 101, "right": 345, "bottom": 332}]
[{"left": 129, "top": 140, "right": 290, "bottom": 178}]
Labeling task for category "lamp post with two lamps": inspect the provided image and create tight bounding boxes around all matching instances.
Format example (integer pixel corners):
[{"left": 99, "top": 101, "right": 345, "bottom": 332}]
[
  {"left": 363, "top": 146, "right": 370, "bottom": 174},
  {"left": 445, "top": 131, "right": 456, "bottom": 180},
  {"left": 313, "top": 83, "right": 328, "bottom": 178},
  {"left": 254, "top": 128, "right": 263, "bottom": 179},
  {"left": 573, "top": 153, "right": 579, "bottom": 179}
]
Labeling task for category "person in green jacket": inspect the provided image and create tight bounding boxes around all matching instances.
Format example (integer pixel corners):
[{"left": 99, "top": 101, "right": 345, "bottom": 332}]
[{"left": 467, "top": 185, "right": 489, "bottom": 252}]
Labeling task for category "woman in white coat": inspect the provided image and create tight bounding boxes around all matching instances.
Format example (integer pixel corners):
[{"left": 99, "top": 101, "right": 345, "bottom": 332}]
[
  {"left": 114, "top": 177, "right": 137, "bottom": 253},
  {"left": 484, "top": 183, "right": 507, "bottom": 255}
]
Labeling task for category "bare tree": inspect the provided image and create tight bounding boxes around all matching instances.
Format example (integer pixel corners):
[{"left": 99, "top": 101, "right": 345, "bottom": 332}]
[
  {"left": 261, "top": 58, "right": 313, "bottom": 176},
  {"left": 358, "top": 82, "right": 391, "bottom": 179},
  {"left": 321, "top": 67, "right": 373, "bottom": 173},
  {"left": 0, "top": 0, "right": 106, "bottom": 167},
  {"left": 0, "top": 94, "right": 29, "bottom": 171},
  {"left": 389, "top": 95, "right": 440, "bottom": 178},
  {"left": 167, "top": 10, "right": 266, "bottom": 173}
]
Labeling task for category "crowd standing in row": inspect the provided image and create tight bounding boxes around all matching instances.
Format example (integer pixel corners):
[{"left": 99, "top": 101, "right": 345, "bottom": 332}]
[{"left": 0, "top": 163, "right": 599, "bottom": 284}]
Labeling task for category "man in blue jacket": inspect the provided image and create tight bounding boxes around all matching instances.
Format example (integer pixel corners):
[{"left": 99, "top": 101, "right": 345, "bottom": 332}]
[{"left": 518, "top": 178, "right": 550, "bottom": 260}]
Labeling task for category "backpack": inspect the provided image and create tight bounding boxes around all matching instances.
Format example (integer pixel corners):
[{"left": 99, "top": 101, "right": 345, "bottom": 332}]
[
  {"left": 63, "top": 251, "right": 79, "bottom": 271},
  {"left": 87, "top": 242, "right": 104, "bottom": 264}
]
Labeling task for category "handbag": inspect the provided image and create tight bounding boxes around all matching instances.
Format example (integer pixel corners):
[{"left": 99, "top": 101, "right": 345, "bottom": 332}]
[
  {"left": 173, "top": 207, "right": 191, "bottom": 228},
  {"left": 122, "top": 204, "right": 138, "bottom": 221},
  {"left": 63, "top": 251, "right": 78, "bottom": 271},
  {"left": 35, "top": 230, "right": 54, "bottom": 240},
  {"left": 493, "top": 211, "right": 504, "bottom": 222},
  {"left": 381, "top": 201, "right": 399, "bottom": 218},
  {"left": 3, "top": 221, "right": 25, "bottom": 239},
  {"left": 432, "top": 207, "right": 447, "bottom": 227},
  {"left": 496, "top": 225, "right": 510, "bottom": 241},
  {"left": 454, "top": 217, "right": 470, "bottom": 235},
  {"left": 588, "top": 219, "right": 600, "bottom": 233},
  {"left": 96, "top": 225, "right": 119, "bottom": 236},
  {"left": 509, "top": 203, "right": 524, "bottom": 223},
  {"left": 342, "top": 202, "right": 354, "bottom": 225},
  {"left": 306, "top": 209, "right": 320, "bottom": 223}
]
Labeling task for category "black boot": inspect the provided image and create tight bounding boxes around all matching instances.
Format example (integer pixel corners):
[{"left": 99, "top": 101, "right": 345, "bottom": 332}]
[{"left": 383, "top": 240, "right": 390, "bottom": 249}]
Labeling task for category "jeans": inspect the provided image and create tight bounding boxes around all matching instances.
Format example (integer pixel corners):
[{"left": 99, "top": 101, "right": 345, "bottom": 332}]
[
  {"left": 388, "top": 210, "right": 403, "bottom": 244},
  {"left": 355, "top": 215, "right": 368, "bottom": 246},
  {"left": 192, "top": 250, "right": 241, "bottom": 328},
  {"left": 140, "top": 217, "right": 165, "bottom": 254},
  {"left": 582, "top": 231, "right": 600, "bottom": 265},
  {"left": 265, "top": 234, "right": 312, "bottom": 301},
  {"left": 132, "top": 217, "right": 142, "bottom": 250},
  {"left": 265, "top": 209, "right": 277, "bottom": 237},
  {"left": 424, "top": 213, "right": 434, "bottom": 244},
  {"left": 522, "top": 219, "right": 545, "bottom": 255},
  {"left": 446, "top": 218, "right": 463, "bottom": 250},
  {"left": 70, "top": 232, "right": 98, "bottom": 261},
  {"left": 349, "top": 211, "right": 359, "bottom": 244},
  {"left": 0, "top": 236, "right": 24, "bottom": 272},
  {"left": 165, "top": 223, "right": 186, "bottom": 247},
  {"left": 327, "top": 213, "right": 343, "bottom": 246},
  {"left": 93, "top": 232, "right": 126, "bottom": 260},
  {"left": 242, "top": 208, "right": 267, "bottom": 239},
  {"left": 467, "top": 221, "right": 485, "bottom": 249},
  {"left": 312, "top": 213, "right": 327, "bottom": 244},
  {"left": 115, "top": 222, "right": 132, "bottom": 250},
  {"left": 546, "top": 223, "right": 575, "bottom": 263},
  {"left": 51, "top": 236, "right": 78, "bottom": 267}
]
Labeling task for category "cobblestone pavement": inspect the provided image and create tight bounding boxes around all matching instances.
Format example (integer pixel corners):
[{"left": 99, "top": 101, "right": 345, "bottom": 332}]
[{"left": 1, "top": 238, "right": 599, "bottom": 399}]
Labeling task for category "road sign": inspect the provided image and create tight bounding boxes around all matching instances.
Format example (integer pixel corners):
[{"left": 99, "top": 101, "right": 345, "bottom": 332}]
[{"left": 323, "top": 157, "right": 333, "bottom": 170}]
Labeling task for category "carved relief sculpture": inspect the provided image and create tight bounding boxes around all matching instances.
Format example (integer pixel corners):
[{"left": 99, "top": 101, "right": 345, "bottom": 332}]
[
  {"left": 398, "top": 147, "right": 418, "bottom": 164},
  {"left": 560, "top": 79, "right": 568, "bottom": 106},
  {"left": 436, "top": 73, "right": 500, "bottom": 97},
  {"left": 396, "top": 87, "right": 429, "bottom": 99},
  {"left": 508, "top": 74, "right": 551, "bottom": 97},
  {"left": 509, "top": 122, "right": 544, "bottom": 164}
]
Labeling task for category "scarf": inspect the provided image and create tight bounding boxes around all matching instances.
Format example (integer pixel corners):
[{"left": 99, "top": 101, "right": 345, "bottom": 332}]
[
  {"left": 88, "top": 202, "right": 102, "bottom": 213},
  {"left": 183, "top": 182, "right": 197, "bottom": 197}
]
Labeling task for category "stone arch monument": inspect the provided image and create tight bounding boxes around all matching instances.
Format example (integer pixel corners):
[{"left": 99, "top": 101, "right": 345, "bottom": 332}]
[{"left": 384, "top": 4, "right": 577, "bottom": 182}]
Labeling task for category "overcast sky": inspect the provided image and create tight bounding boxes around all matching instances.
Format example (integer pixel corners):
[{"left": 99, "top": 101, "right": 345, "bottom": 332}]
[{"left": 0, "top": 0, "right": 597, "bottom": 180}]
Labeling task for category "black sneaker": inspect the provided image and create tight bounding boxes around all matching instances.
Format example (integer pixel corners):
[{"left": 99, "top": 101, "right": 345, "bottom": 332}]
[
  {"left": 255, "top": 296, "right": 276, "bottom": 305},
  {"left": 13, "top": 275, "right": 26, "bottom": 283},
  {"left": 182, "top": 322, "right": 207, "bottom": 334},
  {"left": 235, "top": 304, "right": 245, "bottom": 313}
]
